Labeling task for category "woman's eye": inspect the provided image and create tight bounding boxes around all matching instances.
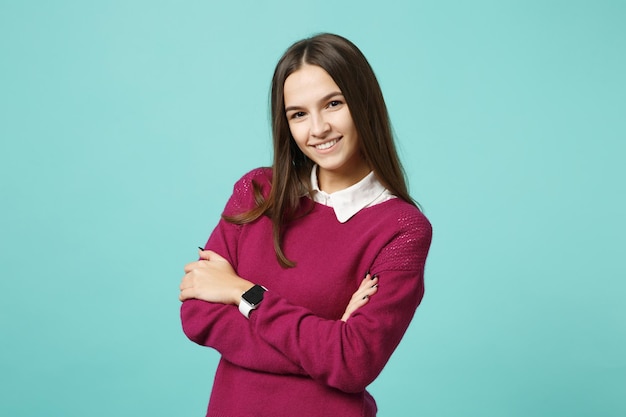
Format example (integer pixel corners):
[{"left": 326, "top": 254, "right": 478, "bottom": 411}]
[
  {"left": 326, "top": 100, "right": 343, "bottom": 109},
  {"left": 292, "top": 111, "right": 306, "bottom": 119}
]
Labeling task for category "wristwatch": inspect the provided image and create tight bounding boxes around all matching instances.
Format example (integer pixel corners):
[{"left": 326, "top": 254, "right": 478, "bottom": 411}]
[{"left": 239, "top": 285, "right": 267, "bottom": 318}]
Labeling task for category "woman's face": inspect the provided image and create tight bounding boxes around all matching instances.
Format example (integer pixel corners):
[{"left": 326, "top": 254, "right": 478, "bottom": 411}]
[{"left": 283, "top": 64, "right": 369, "bottom": 193}]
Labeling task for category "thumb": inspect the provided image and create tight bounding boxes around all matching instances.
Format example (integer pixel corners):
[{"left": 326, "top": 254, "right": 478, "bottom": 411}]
[
  {"left": 197, "top": 247, "right": 210, "bottom": 260},
  {"left": 198, "top": 248, "right": 226, "bottom": 262}
]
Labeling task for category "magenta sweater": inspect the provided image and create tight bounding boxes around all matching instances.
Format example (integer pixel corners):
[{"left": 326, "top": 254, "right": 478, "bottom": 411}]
[{"left": 181, "top": 168, "right": 432, "bottom": 417}]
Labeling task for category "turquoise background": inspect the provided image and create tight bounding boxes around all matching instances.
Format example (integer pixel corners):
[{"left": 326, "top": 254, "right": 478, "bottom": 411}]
[{"left": 1, "top": 1, "right": 625, "bottom": 416}]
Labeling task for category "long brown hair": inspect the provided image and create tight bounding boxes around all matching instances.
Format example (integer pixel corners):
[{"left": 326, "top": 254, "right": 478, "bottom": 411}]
[{"left": 225, "top": 33, "right": 416, "bottom": 267}]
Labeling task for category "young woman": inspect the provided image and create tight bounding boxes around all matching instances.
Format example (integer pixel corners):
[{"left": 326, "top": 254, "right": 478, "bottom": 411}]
[{"left": 179, "top": 33, "right": 432, "bottom": 417}]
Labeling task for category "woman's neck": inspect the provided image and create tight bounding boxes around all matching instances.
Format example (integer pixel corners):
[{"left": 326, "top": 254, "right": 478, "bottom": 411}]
[{"left": 317, "top": 162, "right": 371, "bottom": 194}]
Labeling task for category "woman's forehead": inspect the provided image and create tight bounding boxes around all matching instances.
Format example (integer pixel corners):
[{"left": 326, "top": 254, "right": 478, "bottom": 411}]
[{"left": 283, "top": 65, "right": 341, "bottom": 105}]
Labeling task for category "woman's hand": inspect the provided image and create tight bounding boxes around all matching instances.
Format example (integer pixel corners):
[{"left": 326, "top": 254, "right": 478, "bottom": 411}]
[
  {"left": 341, "top": 273, "right": 379, "bottom": 322},
  {"left": 179, "top": 249, "right": 253, "bottom": 305}
]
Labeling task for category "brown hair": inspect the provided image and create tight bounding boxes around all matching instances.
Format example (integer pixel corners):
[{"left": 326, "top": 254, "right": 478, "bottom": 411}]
[{"left": 225, "top": 33, "right": 416, "bottom": 267}]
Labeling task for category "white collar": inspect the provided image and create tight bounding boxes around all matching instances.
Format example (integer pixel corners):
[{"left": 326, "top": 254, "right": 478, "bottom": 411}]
[{"left": 309, "top": 165, "right": 394, "bottom": 223}]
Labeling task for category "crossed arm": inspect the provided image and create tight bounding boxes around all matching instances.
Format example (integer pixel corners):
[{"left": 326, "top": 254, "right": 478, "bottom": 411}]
[
  {"left": 179, "top": 231, "right": 427, "bottom": 392},
  {"left": 179, "top": 248, "right": 378, "bottom": 322}
]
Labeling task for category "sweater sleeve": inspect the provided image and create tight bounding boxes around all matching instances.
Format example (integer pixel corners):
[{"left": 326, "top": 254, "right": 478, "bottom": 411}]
[
  {"left": 180, "top": 169, "right": 306, "bottom": 376},
  {"left": 249, "top": 211, "right": 432, "bottom": 393}
]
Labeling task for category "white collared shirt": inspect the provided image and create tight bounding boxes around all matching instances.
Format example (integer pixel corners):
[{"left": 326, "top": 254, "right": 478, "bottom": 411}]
[{"left": 309, "top": 165, "right": 396, "bottom": 223}]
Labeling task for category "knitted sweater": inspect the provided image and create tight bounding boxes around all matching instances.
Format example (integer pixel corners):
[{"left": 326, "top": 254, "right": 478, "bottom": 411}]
[{"left": 181, "top": 168, "right": 432, "bottom": 417}]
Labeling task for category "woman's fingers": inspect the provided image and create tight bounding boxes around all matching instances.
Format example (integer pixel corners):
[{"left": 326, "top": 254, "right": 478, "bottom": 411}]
[
  {"left": 185, "top": 259, "right": 208, "bottom": 273},
  {"left": 355, "top": 274, "right": 378, "bottom": 298},
  {"left": 354, "top": 273, "right": 378, "bottom": 300},
  {"left": 341, "top": 273, "right": 379, "bottom": 322},
  {"left": 180, "top": 251, "right": 251, "bottom": 305}
]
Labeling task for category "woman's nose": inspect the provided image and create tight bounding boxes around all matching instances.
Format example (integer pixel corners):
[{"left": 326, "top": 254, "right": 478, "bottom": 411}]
[{"left": 310, "top": 113, "right": 330, "bottom": 138}]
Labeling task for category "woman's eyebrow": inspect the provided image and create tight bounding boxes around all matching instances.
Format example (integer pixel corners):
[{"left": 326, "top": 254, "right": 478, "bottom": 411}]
[{"left": 285, "top": 91, "right": 343, "bottom": 112}]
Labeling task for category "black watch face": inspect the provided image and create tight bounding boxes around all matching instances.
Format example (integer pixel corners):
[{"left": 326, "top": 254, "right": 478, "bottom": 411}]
[{"left": 243, "top": 285, "right": 265, "bottom": 306}]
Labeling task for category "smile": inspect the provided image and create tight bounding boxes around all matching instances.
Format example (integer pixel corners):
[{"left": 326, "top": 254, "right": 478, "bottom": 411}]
[{"left": 314, "top": 138, "right": 340, "bottom": 150}]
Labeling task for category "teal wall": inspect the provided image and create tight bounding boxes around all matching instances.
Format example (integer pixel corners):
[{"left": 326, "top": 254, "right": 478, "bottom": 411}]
[{"left": 1, "top": 1, "right": 624, "bottom": 416}]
